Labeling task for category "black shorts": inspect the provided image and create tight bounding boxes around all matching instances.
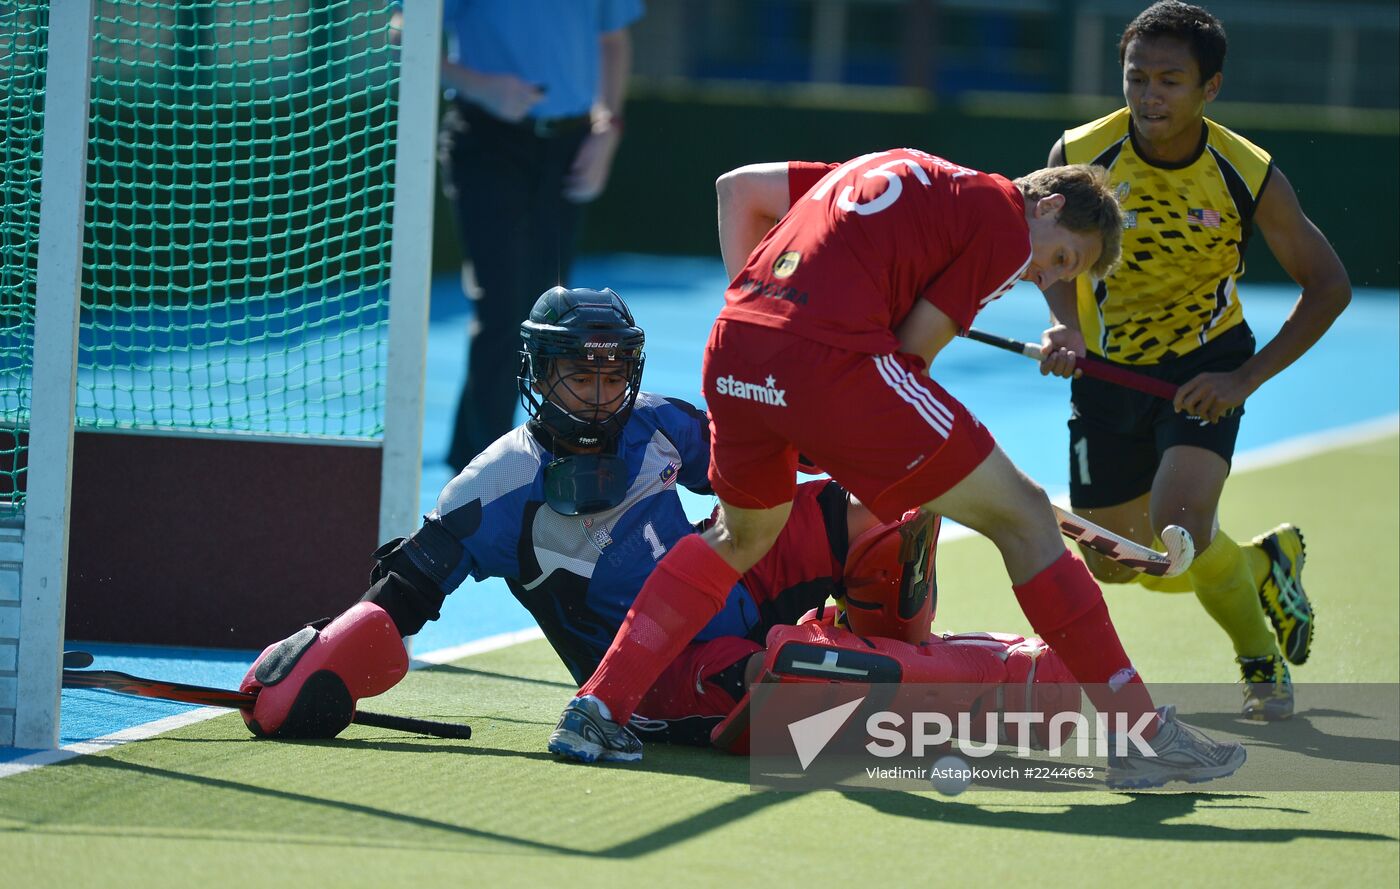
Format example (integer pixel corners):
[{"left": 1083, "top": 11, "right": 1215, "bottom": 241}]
[{"left": 1068, "top": 324, "right": 1256, "bottom": 509}]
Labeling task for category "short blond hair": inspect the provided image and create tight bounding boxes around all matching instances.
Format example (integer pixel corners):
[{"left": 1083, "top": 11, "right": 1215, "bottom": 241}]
[{"left": 1015, "top": 164, "right": 1123, "bottom": 278}]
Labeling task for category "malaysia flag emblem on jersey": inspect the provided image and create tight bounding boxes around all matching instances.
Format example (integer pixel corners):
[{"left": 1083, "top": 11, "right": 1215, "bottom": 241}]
[
  {"left": 659, "top": 461, "right": 679, "bottom": 486},
  {"left": 1187, "top": 207, "right": 1221, "bottom": 227}
]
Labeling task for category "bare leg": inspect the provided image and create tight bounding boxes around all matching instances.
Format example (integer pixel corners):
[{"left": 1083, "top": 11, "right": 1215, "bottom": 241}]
[
  {"left": 921, "top": 444, "right": 1064, "bottom": 583},
  {"left": 1155, "top": 445, "right": 1275, "bottom": 658},
  {"left": 1076, "top": 493, "right": 1155, "bottom": 584},
  {"left": 922, "top": 444, "right": 1158, "bottom": 728},
  {"left": 844, "top": 493, "right": 884, "bottom": 541},
  {"left": 1150, "top": 445, "right": 1227, "bottom": 547},
  {"left": 700, "top": 499, "right": 793, "bottom": 573}
]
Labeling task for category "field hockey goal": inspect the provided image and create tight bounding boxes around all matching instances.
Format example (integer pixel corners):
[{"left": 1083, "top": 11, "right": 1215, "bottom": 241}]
[{"left": 1, "top": 0, "right": 442, "bottom": 748}]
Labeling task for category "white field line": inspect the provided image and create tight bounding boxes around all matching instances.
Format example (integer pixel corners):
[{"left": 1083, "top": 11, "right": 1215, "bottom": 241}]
[
  {"left": 0, "top": 707, "right": 225, "bottom": 778},
  {"left": 1231, "top": 413, "right": 1396, "bottom": 473},
  {"left": 0, "top": 626, "right": 548, "bottom": 780},
  {"left": 410, "top": 626, "right": 545, "bottom": 667},
  {"left": 4, "top": 414, "right": 1394, "bottom": 778}
]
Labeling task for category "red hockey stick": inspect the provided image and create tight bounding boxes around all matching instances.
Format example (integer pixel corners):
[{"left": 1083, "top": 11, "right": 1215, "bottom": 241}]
[
  {"left": 964, "top": 328, "right": 1180, "bottom": 402},
  {"left": 62, "top": 667, "right": 472, "bottom": 739}
]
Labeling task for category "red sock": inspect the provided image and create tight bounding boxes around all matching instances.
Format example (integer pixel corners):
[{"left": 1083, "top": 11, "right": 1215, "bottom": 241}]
[
  {"left": 1013, "top": 551, "right": 1158, "bottom": 739},
  {"left": 577, "top": 534, "right": 740, "bottom": 724}
]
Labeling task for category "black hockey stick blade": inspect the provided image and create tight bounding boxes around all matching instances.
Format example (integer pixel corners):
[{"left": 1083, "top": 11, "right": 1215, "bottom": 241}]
[
  {"left": 62, "top": 668, "right": 471, "bottom": 740},
  {"left": 63, "top": 650, "right": 96, "bottom": 669},
  {"left": 63, "top": 668, "right": 258, "bottom": 708},
  {"left": 351, "top": 709, "right": 472, "bottom": 739}
]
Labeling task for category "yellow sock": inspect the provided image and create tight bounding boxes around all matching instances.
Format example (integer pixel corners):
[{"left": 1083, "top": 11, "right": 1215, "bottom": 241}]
[
  {"left": 1134, "top": 541, "right": 1195, "bottom": 593},
  {"left": 1244, "top": 540, "right": 1271, "bottom": 588},
  {"left": 1137, "top": 534, "right": 1272, "bottom": 594},
  {"left": 1189, "top": 530, "right": 1277, "bottom": 658}
]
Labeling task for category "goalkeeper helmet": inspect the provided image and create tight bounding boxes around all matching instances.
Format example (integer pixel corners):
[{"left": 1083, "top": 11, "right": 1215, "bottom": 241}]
[{"left": 519, "top": 286, "right": 646, "bottom": 451}]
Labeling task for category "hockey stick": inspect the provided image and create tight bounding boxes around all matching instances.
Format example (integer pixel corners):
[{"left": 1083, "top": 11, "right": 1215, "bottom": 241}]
[
  {"left": 964, "top": 328, "right": 1179, "bottom": 402},
  {"left": 61, "top": 666, "right": 472, "bottom": 739},
  {"left": 1053, "top": 505, "right": 1194, "bottom": 577}
]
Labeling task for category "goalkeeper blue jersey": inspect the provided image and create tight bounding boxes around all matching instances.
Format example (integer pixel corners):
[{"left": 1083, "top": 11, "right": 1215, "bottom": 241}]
[{"left": 430, "top": 392, "right": 762, "bottom": 684}]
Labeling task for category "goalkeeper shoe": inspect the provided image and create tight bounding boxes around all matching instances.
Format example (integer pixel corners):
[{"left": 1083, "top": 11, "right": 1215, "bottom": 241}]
[
  {"left": 1238, "top": 654, "right": 1294, "bottom": 722},
  {"left": 548, "top": 695, "right": 643, "bottom": 764},
  {"left": 1106, "top": 706, "right": 1247, "bottom": 790},
  {"left": 1253, "top": 524, "right": 1312, "bottom": 665}
]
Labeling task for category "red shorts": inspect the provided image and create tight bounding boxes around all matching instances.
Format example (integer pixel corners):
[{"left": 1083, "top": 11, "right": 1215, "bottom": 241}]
[
  {"left": 637, "top": 479, "right": 841, "bottom": 722},
  {"left": 702, "top": 320, "right": 996, "bottom": 522}
]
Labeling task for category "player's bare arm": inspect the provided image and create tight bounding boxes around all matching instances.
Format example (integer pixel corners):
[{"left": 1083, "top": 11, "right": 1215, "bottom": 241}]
[
  {"left": 715, "top": 162, "right": 792, "bottom": 278},
  {"left": 1039, "top": 279, "right": 1086, "bottom": 378},
  {"left": 1173, "top": 169, "right": 1351, "bottom": 422},
  {"left": 895, "top": 299, "right": 959, "bottom": 368}
]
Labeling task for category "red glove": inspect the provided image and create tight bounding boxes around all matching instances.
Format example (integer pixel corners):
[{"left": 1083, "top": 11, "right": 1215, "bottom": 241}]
[{"left": 239, "top": 602, "right": 408, "bottom": 738}]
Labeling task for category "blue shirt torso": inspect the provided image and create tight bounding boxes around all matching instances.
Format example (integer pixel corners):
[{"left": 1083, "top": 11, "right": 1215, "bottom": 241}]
[
  {"left": 443, "top": 0, "right": 644, "bottom": 119},
  {"left": 428, "top": 392, "right": 760, "bottom": 684}
]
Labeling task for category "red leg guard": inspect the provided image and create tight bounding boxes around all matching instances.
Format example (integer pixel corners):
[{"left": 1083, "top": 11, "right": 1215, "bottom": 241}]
[
  {"left": 710, "top": 620, "right": 1088, "bottom": 755},
  {"left": 712, "top": 622, "right": 909, "bottom": 754},
  {"left": 710, "top": 621, "right": 1009, "bottom": 754},
  {"left": 939, "top": 632, "right": 1082, "bottom": 750},
  {"left": 239, "top": 602, "right": 408, "bottom": 738},
  {"left": 577, "top": 533, "right": 739, "bottom": 724},
  {"left": 797, "top": 605, "right": 842, "bottom": 625},
  {"left": 843, "top": 510, "right": 940, "bottom": 644}
]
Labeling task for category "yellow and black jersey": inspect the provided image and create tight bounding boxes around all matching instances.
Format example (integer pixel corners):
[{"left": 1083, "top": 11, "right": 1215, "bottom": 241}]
[{"left": 1053, "top": 107, "right": 1273, "bottom": 364}]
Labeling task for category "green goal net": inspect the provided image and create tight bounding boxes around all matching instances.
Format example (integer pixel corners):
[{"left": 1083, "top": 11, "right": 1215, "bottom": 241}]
[
  {"left": 81, "top": 0, "right": 402, "bottom": 438},
  {"left": 0, "top": 3, "right": 47, "bottom": 510},
  {"left": 2, "top": 0, "right": 438, "bottom": 747},
  {"left": 2, "top": 0, "right": 403, "bottom": 509}
]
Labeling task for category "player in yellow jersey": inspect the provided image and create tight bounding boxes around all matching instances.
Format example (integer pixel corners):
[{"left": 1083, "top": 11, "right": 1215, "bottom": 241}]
[{"left": 1039, "top": 1, "right": 1351, "bottom": 720}]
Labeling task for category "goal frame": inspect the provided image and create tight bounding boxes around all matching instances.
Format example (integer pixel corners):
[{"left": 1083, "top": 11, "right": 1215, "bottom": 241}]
[{"left": 8, "top": 0, "right": 443, "bottom": 749}]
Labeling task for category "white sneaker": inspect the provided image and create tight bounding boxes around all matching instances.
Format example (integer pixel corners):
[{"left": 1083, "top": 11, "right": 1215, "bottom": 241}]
[
  {"left": 1106, "top": 705, "right": 1246, "bottom": 789},
  {"left": 548, "top": 695, "right": 643, "bottom": 764}
]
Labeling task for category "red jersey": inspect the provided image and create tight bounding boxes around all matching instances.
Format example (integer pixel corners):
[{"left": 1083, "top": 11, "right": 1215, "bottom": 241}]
[{"left": 719, "top": 149, "right": 1032, "bottom": 355}]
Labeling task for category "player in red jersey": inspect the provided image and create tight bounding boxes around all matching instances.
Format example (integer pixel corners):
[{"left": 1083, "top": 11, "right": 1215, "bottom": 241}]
[{"left": 551, "top": 150, "right": 1246, "bottom": 789}]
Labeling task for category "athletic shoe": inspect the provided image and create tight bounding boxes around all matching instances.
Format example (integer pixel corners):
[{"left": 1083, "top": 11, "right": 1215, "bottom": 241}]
[
  {"left": 1238, "top": 654, "right": 1294, "bottom": 721},
  {"left": 548, "top": 695, "right": 643, "bottom": 764},
  {"left": 1253, "top": 524, "right": 1312, "bottom": 665},
  {"left": 1106, "top": 705, "right": 1247, "bottom": 790}
]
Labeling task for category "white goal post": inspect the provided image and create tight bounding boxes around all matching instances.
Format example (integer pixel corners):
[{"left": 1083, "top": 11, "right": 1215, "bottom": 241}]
[
  {"left": 4, "top": 0, "right": 443, "bottom": 749},
  {"left": 11, "top": 0, "right": 95, "bottom": 750}
]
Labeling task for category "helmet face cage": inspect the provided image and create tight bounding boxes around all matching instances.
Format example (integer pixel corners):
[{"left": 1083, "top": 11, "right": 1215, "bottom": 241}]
[{"left": 518, "top": 287, "right": 646, "bottom": 450}]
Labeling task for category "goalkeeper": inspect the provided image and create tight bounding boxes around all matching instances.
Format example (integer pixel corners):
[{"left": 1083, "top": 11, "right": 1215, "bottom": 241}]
[{"left": 239, "top": 286, "right": 1076, "bottom": 750}]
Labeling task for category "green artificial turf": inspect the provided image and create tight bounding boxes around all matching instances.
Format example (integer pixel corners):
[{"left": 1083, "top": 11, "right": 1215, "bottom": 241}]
[{"left": 3, "top": 435, "right": 1397, "bottom": 888}]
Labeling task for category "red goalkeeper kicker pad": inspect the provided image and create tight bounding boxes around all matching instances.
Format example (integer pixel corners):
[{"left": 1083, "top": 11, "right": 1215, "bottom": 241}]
[
  {"left": 937, "top": 630, "right": 1082, "bottom": 750},
  {"left": 710, "top": 619, "right": 1080, "bottom": 754},
  {"left": 843, "top": 509, "right": 940, "bottom": 644},
  {"left": 240, "top": 602, "right": 408, "bottom": 738}
]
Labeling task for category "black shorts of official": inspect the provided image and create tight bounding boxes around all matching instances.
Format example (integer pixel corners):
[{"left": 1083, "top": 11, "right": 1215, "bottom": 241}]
[{"left": 1068, "top": 323, "right": 1256, "bottom": 509}]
